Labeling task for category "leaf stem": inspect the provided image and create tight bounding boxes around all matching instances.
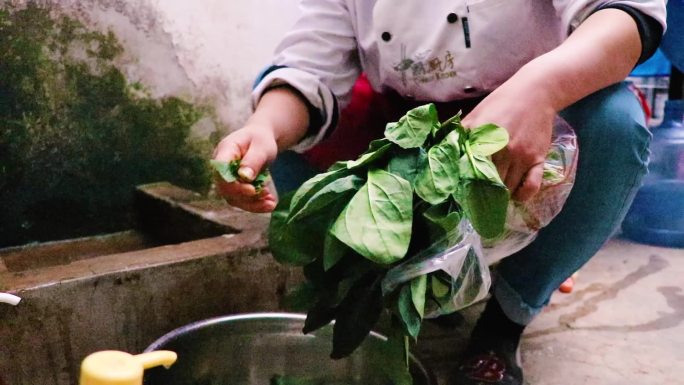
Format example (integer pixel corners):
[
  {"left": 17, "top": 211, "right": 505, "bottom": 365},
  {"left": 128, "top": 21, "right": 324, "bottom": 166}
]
[
  {"left": 464, "top": 140, "right": 479, "bottom": 178},
  {"left": 439, "top": 112, "right": 462, "bottom": 130}
]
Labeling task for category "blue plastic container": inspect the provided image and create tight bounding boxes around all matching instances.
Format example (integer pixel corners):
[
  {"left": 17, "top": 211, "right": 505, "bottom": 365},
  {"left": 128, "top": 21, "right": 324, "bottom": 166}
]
[
  {"left": 630, "top": 49, "right": 671, "bottom": 77},
  {"left": 661, "top": 0, "right": 684, "bottom": 72},
  {"left": 623, "top": 100, "right": 684, "bottom": 247}
]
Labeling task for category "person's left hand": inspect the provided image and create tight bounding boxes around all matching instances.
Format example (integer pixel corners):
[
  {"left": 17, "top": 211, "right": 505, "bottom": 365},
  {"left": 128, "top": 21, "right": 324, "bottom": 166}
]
[{"left": 462, "top": 80, "right": 555, "bottom": 201}]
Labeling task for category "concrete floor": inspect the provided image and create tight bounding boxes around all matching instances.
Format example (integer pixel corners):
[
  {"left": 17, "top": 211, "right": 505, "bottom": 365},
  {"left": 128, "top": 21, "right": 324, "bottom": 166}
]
[{"left": 417, "top": 236, "right": 684, "bottom": 385}]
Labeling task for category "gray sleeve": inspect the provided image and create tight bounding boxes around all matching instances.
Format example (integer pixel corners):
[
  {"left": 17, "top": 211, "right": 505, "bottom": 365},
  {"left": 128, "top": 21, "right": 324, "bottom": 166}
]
[{"left": 252, "top": 0, "right": 360, "bottom": 152}]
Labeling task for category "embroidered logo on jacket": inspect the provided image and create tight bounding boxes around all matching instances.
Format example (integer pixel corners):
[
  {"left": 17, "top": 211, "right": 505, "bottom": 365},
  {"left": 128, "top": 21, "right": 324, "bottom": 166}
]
[{"left": 393, "top": 44, "right": 457, "bottom": 87}]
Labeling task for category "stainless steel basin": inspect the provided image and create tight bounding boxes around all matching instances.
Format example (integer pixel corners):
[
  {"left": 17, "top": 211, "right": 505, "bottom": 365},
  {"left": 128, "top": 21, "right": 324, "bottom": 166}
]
[{"left": 144, "top": 313, "right": 434, "bottom": 385}]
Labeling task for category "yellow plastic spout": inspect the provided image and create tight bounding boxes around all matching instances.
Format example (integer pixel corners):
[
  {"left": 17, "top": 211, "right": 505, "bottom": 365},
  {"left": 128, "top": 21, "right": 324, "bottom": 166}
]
[
  {"left": 132, "top": 351, "right": 177, "bottom": 370},
  {"left": 80, "top": 350, "right": 177, "bottom": 385}
]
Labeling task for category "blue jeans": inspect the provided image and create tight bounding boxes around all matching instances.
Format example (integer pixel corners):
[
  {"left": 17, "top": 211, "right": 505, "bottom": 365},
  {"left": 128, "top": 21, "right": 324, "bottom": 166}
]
[{"left": 270, "top": 82, "right": 651, "bottom": 325}]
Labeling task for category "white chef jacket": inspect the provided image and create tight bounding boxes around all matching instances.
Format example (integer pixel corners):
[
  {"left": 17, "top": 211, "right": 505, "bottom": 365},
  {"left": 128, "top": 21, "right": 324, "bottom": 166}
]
[{"left": 252, "top": 0, "right": 667, "bottom": 151}]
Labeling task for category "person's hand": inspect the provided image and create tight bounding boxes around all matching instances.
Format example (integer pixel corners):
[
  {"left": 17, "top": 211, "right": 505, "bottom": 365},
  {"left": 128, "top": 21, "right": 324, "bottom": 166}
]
[
  {"left": 212, "top": 86, "right": 311, "bottom": 212},
  {"left": 461, "top": 7, "right": 644, "bottom": 201},
  {"left": 213, "top": 125, "right": 279, "bottom": 212},
  {"left": 462, "top": 81, "right": 554, "bottom": 202}
]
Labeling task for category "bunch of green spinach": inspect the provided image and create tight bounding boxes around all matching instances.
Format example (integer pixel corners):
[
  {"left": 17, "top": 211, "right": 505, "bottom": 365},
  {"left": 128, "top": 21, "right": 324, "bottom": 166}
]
[{"left": 269, "top": 103, "right": 510, "bottom": 384}]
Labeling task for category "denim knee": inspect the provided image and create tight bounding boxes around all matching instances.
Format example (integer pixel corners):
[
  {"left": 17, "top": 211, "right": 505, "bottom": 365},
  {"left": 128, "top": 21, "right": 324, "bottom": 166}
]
[
  {"left": 560, "top": 83, "right": 651, "bottom": 172},
  {"left": 559, "top": 83, "right": 651, "bottom": 225}
]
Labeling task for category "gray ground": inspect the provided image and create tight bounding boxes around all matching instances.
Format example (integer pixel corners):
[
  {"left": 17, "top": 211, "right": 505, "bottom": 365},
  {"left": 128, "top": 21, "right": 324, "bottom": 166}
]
[{"left": 416, "top": 237, "right": 684, "bottom": 385}]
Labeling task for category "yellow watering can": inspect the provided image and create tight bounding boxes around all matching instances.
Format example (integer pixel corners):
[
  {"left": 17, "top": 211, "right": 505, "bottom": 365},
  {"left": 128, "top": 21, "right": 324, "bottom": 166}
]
[{"left": 80, "top": 350, "right": 177, "bottom": 385}]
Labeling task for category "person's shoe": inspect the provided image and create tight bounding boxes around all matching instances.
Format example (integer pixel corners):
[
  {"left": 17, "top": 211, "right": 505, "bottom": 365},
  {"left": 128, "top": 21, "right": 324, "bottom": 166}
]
[
  {"left": 449, "top": 298, "right": 525, "bottom": 385},
  {"left": 451, "top": 341, "right": 523, "bottom": 384}
]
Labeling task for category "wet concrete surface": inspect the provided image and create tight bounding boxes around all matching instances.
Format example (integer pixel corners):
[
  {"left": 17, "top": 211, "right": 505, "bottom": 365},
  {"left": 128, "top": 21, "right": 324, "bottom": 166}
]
[{"left": 416, "top": 237, "right": 684, "bottom": 385}]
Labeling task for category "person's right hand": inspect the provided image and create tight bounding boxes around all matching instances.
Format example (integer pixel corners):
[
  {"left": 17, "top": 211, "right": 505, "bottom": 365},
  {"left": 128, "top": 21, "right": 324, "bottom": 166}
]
[
  {"left": 212, "top": 86, "right": 311, "bottom": 212},
  {"left": 213, "top": 125, "right": 279, "bottom": 213}
]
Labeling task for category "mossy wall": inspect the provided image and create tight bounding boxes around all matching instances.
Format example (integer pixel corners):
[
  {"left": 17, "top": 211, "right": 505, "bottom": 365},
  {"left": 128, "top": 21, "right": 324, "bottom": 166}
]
[{"left": 0, "top": 4, "right": 215, "bottom": 247}]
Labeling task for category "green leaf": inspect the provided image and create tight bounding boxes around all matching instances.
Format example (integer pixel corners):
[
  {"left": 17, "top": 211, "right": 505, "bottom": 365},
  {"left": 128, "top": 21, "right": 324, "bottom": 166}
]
[
  {"left": 471, "top": 154, "right": 504, "bottom": 184},
  {"left": 304, "top": 251, "right": 375, "bottom": 288},
  {"left": 323, "top": 232, "right": 347, "bottom": 271},
  {"left": 547, "top": 148, "right": 563, "bottom": 161},
  {"left": 331, "top": 274, "right": 384, "bottom": 359},
  {"left": 386, "top": 147, "right": 428, "bottom": 184},
  {"left": 410, "top": 275, "right": 427, "bottom": 319},
  {"left": 431, "top": 275, "right": 450, "bottom": 298},
  {"left": 468, "top": 123, "right": 509, "bottom": 156},
  {"left": 303, "top": 297, "right": 337, "bottom": 334},
  {"left": 268, "top": 193, "right": 321, "bottom": 265},
  {"left": 334, "top": 275, "right": 357, "bottom": 304},
  {"left": 432, "top": 112, "right": 463, "bottom": 142},
  {"left": 301, "top": 263, "right": 342, "bottom": 335},
  {"left": 331, "top": 169, "right": 413, "bottom": 264},
  {"left": 385, "top": 104, "right": 439, "bottom": 148},
  {"left": 328, "top": 139, "right": 392, "bottom": 171},
  {"left": 328, "top": 161, "right": 350, "bottom": 171},
  {"left": 415, "top": 130, "right": 461, "bottom": 204},
  {"left": 458, "top": 139, "right": 509, "bottom": 239},
  {"left": 210, "top": 159, "right": 239, "bottom": 182},
  {"left": 288, "top": 169, "right": 348, "bottom": 222},
  {"left": 288, "top": 174, "right": 364, "bottom": 223},
  {"left": 423, "top": 200, "right": 462, "bottom": 235},
  {"left": 210, "top": 159, "right": 270, "bottom": 191},
  {"left": 543, "top": 163, "right": 565, "bottom": 183},
  {"left": 367, "top": 138, "right": 393, "bottom": 153},
  {"left": 459, "top": 179, "right": 509, "bottom": 238},
  {"left": 282, "top": 282, "right": 318, "bottom": 312},
  {"left": 346, "top": 139, "right": 393, "bottom": 169},
  {"left": 397, "top": 284, "right": 421, "bottom": 339},
  {"left": 302, "top": 253, "right": 370, "bottom": 293},
  {"left": 252, "top": 170, "right": 270, "bottom": 193},
  {"left": 430, "top": 273, "right": 458, "bottom": 312},
  {"left": 370, "top": 322, "right": 413, "bottom": 385},
  {"left": 457, "top": 154, "right": 475, "bottom": 180},
  {"left": 302, "top": 260, "right": 328, "bottom": 288}
]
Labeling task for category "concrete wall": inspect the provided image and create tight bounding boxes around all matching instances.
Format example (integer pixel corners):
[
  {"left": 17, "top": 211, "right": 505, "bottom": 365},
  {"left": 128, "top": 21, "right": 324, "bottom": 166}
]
[
  {"left": 0, "top": 222, "right": 302, "bottom": 385},
  {"left": 44, "top": 0, "right": 302, "bottom": 134},
  {"left": 0, "top": 0, "right": 302, "bottom": 244},
  {"left": 0, "top": 4, "right": 306, "bottom": 383}
]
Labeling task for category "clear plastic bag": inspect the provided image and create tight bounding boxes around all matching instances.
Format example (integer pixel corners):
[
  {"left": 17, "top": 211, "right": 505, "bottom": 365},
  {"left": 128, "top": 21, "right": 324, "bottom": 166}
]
[
  {"left": 483, "top": 116, "right": 578, "bottom": 264},
  {"left": 382, "top": 117, "right": 578, "bottom": 317},
  {"left": 382, "top": 219, "right": 490, "bottom": 318}
]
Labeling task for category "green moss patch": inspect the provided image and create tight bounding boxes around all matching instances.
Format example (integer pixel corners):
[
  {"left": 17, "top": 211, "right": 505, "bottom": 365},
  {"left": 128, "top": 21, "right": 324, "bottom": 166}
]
[{"left": 0, "top": 4, "right": 215, "bottom": 247}]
